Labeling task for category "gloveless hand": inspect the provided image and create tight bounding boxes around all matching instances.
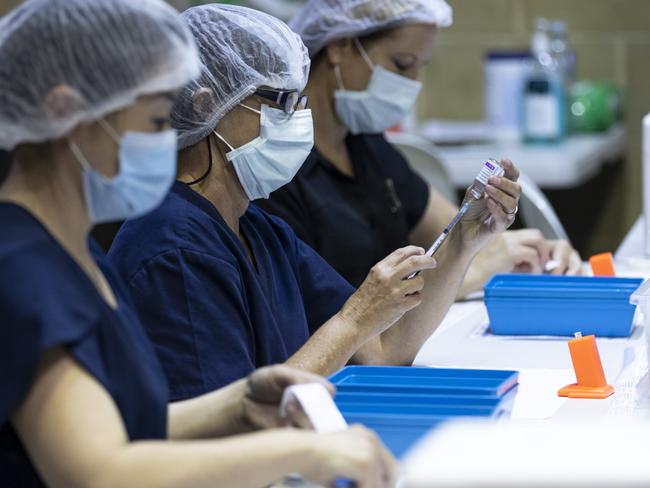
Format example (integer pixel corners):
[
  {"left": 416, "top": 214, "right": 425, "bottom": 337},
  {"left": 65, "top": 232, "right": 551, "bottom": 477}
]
[
  {"left": 339, "top": 246, "right": 437, "bottom": 340},
  {"left": 458, "top": 158, "right": 522, "bottom": 255},
  {"left": 303, "top": 425, "right": 398, "bottom": 488},
  {"left": 240, "top": 365, "right": 335, "bottom": 430}
]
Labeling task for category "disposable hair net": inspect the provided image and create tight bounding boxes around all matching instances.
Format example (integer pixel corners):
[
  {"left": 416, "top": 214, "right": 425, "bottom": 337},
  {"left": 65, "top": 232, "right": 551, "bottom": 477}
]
[
  {"left": 172, "top": 4, "right": 310, "bottom": 150},
  {"left": 290, "top": 0, "right": 453, "bottom": 57},
  {"left": 0, "top": 0, "right": 201, "bottom": 150}
]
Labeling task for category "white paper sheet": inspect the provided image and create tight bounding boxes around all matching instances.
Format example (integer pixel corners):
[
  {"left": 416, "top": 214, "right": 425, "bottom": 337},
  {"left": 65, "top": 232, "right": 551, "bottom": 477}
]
[{"left": 280, "top": 383, "right": 348, "bottom": 433}]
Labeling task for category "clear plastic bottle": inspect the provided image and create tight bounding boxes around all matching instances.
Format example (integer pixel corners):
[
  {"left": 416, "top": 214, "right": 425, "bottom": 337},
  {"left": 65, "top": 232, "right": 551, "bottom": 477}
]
[
  {"left": 523, "top": 18, "right": 567, "bottom": 142},
  {"left": 549, "top": 20, "right": 576, "bottom": 84}
]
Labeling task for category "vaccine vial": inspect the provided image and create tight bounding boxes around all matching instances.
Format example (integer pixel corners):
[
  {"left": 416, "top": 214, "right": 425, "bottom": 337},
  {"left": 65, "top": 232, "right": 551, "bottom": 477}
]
[{"left": 469, "top": 158, "right": 505, "bottom": 200}]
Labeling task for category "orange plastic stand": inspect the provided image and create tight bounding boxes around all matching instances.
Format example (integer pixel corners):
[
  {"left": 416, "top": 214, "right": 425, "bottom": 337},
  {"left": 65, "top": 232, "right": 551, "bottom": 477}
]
[
  {"left": 589, "top": 252, "right": 616, "bottom": 276},
  {"left": 558, "top": 333, "right": 614, "bottom": 399}
]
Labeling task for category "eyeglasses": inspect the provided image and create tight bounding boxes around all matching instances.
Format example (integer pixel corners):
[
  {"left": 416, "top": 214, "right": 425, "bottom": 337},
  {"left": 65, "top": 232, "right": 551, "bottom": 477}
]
[{"left": 255, "top": 88, "right": 309, "bottom": 115}]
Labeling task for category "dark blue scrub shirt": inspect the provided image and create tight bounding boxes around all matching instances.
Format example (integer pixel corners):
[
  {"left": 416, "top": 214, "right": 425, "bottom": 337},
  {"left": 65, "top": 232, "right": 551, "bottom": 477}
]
[
  {"left": 257, "top": 134, "right": 430, "bottom": 288},
  {"left": 108, "top": 181, "right": 355, "bottom": 402},
  {"left": 0, "top": 203, "right": 168, "bottom": 487}
]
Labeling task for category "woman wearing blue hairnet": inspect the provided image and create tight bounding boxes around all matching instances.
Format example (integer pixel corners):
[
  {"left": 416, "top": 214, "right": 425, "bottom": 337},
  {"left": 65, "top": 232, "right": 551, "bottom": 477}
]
[
  {"left": 258, "top": 0, "right": 582, "bottom": 292},
  {"left": 0, "top": 1, "right": 396, "bottom": 486},
  {"left": 109, "top": 4, "right": 519, "bottom": 402}
]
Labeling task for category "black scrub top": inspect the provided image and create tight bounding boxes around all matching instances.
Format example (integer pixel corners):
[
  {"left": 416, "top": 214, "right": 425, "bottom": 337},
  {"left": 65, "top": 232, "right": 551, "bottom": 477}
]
[
  {"left": 257, "top": 133, "right": 430, "bottom": 288},
  {"left": 0, "top": 203, "right": 169, "bottom": 487}
]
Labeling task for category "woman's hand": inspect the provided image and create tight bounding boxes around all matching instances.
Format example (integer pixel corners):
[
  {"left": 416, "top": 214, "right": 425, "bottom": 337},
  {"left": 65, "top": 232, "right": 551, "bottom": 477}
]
[
  {"left": 479, "top": 229, "right": 550, "bottom": 275},
  {"left": 545, "top": 239, "right": 583, "bottom": 275},
  {"left": 338, "top": 246, "right": 437, "bottom": 339},
  {"left": 458, "top": 159, "right": 521, "bottom": 255},
  {"left": 303, "top": 425, "right": 398, "bottom": 488},
  {"left": 475, "top": 232, "right": 582, "bottom": 276},
  {"left": 240, "top": 365, "right": 335, "bottom": 430}
]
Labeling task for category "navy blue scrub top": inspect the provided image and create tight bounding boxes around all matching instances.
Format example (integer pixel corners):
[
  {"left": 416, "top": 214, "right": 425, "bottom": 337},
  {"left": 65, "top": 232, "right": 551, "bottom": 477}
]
[
  {"left": 108, "top": 181, "right": 355, "bottom": 401},
  {"left": 0, "top": 203, "right": 168, "bottom": 487},
  {"left": 257, "top": 133, "right": 430, "bottom": 288}
]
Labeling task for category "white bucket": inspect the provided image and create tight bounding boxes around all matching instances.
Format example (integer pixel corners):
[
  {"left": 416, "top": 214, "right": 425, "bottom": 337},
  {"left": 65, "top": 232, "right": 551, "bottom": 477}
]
[{"left": 630, "top": 278, "right": 650, "bottom": 369}]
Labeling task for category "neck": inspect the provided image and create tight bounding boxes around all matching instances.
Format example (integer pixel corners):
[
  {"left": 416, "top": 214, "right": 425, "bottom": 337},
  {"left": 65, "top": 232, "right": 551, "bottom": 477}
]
[
  {"left": 0, "top": 153, "right": 91, "bottom": 261},
  {"left": 177, "top": 138, "right": 248, "bottom": 235},
  {"left": 305, "top": 58, "right": 352, "bottom": 175}
]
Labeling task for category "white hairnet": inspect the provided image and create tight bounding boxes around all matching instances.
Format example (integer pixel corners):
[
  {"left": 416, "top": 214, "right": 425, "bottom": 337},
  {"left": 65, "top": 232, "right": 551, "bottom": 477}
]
[
  {"left": 0, "top": 0, "right": 200, "bottom": 150},
  {"left": 290, "top": 0, "right": 453, "bottom": 57},
  {"left": 172, "top": 4, "right": 310, "bottom": 150}
]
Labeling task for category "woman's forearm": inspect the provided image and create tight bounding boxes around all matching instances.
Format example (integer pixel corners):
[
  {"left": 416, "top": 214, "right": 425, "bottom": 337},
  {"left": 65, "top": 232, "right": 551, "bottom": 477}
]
[
  {"left": 92, "top": 429, "right": 316, "bottom": 488},
  {"left": 457, "top": 255, "right": 490, "bottom": 298},
  {"left": 457, "top": 235, "right": 506, "bottom": 299},
  {"left": 371, "top": 230, "right": 477, "bottom": 365},
  {"left": 285, "top": 312, "right": 367, "bottom": 376},
  {"left": 168, "top": 379, "right": 248, "bottom": 440}
]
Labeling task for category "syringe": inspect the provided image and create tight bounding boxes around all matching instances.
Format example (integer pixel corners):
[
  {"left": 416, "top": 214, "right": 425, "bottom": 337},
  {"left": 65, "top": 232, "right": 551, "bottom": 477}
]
[{"left": 406, "top": 158, "right": 504, "bottom": 280}]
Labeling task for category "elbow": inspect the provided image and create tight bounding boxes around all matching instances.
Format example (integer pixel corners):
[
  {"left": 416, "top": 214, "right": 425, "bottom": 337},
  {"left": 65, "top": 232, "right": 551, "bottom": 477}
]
[{"left": 353, "top": 341, "right": 416, "bottom": 367}]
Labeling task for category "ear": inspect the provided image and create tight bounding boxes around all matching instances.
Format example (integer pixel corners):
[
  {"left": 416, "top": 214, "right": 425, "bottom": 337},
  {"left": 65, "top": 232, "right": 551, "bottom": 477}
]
[
  {"left": 191, "top": 87, "right": 217, "bottom": 119},
  {"left": 45, "top": 84, "right": 85, "bottom": 121},
  {"left": 323, "top": 38, "right": 354, "bottom": 66}
]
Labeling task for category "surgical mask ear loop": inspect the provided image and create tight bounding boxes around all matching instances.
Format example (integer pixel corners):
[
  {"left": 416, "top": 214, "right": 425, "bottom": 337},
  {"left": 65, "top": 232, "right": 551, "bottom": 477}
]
[
  {"left": 97, "top": 118, "right": 122, "bottom": 145},
  {"left": 353, "top": 38, "right": 375, "bottom": 70},
  {"left": 334, "top": 65, "right": 346, "bottom": 90},
  {"left": 333, "top": 40, "right": 374, "bottom": 92},
  {"left": 213, "top": 130, "right": 235, "bottom": 152},
  {"left": 69, "top": 117, "right": 122, "bottom": 173},
  {"left": 239, "top": 103, "right": 262, "bottom": 115},
  {"left": 68, "top": 140, "right": 93, "bottom": 172}
]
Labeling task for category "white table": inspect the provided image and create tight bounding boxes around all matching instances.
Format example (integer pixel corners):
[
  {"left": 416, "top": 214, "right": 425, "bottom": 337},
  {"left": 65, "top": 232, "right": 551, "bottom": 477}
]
[
  {"left": 426, "top": 125, "right": 626, "bottom": 189},
  {"left": 401, "top": 244, "right": 650, "bottom": 485},
  {"left": 413, "top": 300, "right": 648, "bottom": 421}
]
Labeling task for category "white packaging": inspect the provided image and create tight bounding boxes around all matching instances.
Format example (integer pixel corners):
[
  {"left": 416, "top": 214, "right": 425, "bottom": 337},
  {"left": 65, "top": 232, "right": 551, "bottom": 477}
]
[
  {"left": 630, "top": 278, "right": 650, "bottom": 372},
  {"left": 484, "top": 52, "right": 533, "bottom": 141},
  {"left": 641, "top": 114, "right": 650, "bottom": 257}
]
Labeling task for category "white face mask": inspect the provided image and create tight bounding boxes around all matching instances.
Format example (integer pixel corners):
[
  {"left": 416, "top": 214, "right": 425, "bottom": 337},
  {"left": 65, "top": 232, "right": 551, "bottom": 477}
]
[
  {"left": 69, "top": 119, "right": 177, "bottom": 224},
  {"left": 214, "top": 104, "right": 314, "bottom": 201},
  {"left": 334, "top": 38, "right": 423, "bottom": 135}
]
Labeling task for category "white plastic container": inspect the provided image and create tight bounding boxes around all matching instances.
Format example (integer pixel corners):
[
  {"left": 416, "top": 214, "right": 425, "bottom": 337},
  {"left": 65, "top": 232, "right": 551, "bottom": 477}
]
[
  {"left": 643, "top": 113, "right": 650, "bottom": 256},
  {"left": 630, "top": 278, "right": 650, "bottom": 365},
  {"left": 484, "top": 51, "right": 533, "bottom": 141}
]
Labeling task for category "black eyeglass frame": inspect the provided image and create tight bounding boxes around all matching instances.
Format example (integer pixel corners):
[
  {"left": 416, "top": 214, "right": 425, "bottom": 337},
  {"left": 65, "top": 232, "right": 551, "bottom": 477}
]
[{"left": 255, "top": 88, "right": 309, "bottom": 115}]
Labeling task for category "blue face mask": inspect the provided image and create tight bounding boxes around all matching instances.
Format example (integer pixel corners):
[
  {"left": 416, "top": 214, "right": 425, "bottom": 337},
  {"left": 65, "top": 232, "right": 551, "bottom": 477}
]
[{"left": 69, "top": 119, "right": 177, "bottom": 224}]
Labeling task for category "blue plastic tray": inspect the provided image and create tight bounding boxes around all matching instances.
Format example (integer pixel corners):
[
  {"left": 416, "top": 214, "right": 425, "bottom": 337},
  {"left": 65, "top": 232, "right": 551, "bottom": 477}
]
[
  {"left": 485, "top": 274, "right": 642, "bottom": 337},
  {"left": 343, "top": 416, "right": 447, "bottom": 458},
  {"left": 329, "top": 366, "right": 518, "bottom": 458},
  {"left": 335, "top": 391, "right": 505, "bottom": 408},
  {"left": 330, "top": 366, "right": 519, "bottom": 398}
]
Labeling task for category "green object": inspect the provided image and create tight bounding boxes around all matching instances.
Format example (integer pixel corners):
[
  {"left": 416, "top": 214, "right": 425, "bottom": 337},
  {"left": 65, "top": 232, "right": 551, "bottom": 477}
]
[{"left": 569, "top": 81, "right": 623, "bottom": 133}]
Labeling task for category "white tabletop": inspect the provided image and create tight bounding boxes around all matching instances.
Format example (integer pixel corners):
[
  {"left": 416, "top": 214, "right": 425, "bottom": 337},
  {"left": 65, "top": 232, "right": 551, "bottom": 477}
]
[
  {"left": 413, "top": 300, "right": 648, "bottom": 420},
  {"left": 400, "top": 245, "right": 650, "bottom": 485},
  {"left": 425, "top": 125, "right": 626, "bottom": 189}
]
